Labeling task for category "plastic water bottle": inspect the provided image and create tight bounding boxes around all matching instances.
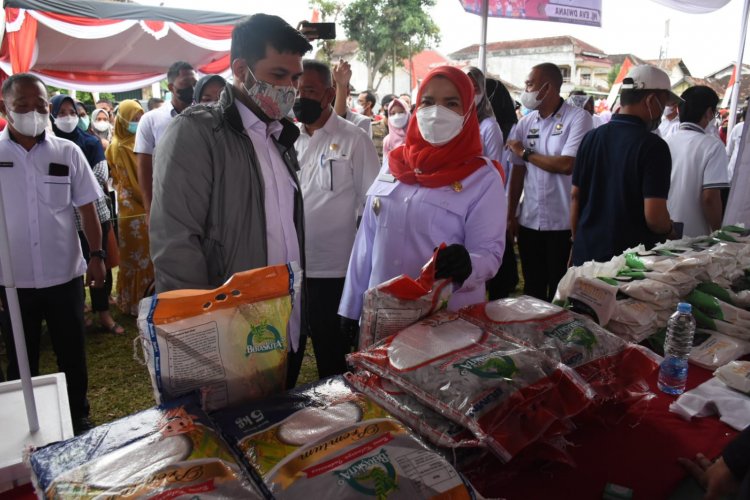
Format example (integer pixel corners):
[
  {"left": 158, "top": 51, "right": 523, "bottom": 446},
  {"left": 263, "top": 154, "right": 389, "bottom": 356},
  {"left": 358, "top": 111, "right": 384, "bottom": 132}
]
[{"left": 657, "top": 302, "right": 696, "bottom": 395}]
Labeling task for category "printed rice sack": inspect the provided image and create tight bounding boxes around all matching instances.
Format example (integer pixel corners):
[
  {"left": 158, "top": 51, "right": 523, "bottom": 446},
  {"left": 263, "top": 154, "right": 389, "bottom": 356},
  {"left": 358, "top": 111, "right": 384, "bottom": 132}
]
[
  {"left": 211, "top": 376, "right": 476, "bottom": 498},
  {"left": 460, "top": 297, "right": 660, "bottom": 400},
  {"left": 345, "top": 370, "right": 481, "bottom": 449},
  {"left": 606, "top": 298, "right": 660, "bottom": 342},
  {"left": 138, "top": 263, "right": 302, "bottom": 410},
  {"left": 359, "top": 246, "right": 451, "bottom": 350},
  {"left": 29, "top": 395, "right": 264, "bottom": 499},
  {"left": 347, "top": 312, "right": 593, "bottom": 462}
]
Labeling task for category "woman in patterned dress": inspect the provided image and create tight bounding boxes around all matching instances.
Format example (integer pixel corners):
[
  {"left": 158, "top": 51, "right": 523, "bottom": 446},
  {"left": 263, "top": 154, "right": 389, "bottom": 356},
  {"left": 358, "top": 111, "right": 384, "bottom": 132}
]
[{"left": 106, "top": 100, "right": 153, "bottom": 315}]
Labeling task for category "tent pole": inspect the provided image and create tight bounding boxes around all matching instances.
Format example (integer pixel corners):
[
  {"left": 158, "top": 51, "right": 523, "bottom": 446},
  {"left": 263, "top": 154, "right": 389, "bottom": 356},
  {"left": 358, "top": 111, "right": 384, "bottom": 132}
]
[
  {"left": 728, "top": 0, "right": 750, "bottom": 136},
  {"left": 0, "top": 186, "right": 39, "bottom": 432},
  {"left": 479, "top": 0, "right": 489, "bottom": 74}
]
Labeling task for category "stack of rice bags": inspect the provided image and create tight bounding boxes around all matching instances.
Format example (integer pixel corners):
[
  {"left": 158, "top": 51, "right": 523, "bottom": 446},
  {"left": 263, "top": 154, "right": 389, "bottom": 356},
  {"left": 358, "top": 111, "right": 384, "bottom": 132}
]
[
  {"left": 210, "top": 376, "right": 480, "bottom": 499},
  {"left": 348, "top": 310, "right": 594, "bottom": 463}
]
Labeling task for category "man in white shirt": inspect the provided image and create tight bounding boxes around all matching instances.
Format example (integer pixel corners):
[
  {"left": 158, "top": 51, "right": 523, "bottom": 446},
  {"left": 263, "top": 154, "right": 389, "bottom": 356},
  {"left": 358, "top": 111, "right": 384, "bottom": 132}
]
[
  {"left": 0, "top": 74, "right": 105, "bottom": 434},
  {"left": 666, "top": 86, "right": 729, "bottom": 237},
  {"left": 332, "top": 59, "right": 373, "bottom": 138},
  {"left": 293, "top": 60, "right": 380, "bottom": 377},
  {"left": 506, "top": 62, "right": 593, "bottom": 301},
  {"left": 135, "top": 61, "right": 197, "bottom": 217},
  {"left": 150, "top": 14, "right": 312, "bottom": 388},
  {"left": 726, "top": 107, "right": 746, "bottom": 182},
  {"left": 658, "top": 103, "right": 680, "bottom": 138}
]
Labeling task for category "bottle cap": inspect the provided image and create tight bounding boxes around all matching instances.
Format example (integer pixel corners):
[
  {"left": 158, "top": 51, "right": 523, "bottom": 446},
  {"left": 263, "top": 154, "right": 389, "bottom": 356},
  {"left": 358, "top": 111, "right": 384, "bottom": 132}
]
[{"left": 677, "top": 302, "right": 692, "bottom": 313}]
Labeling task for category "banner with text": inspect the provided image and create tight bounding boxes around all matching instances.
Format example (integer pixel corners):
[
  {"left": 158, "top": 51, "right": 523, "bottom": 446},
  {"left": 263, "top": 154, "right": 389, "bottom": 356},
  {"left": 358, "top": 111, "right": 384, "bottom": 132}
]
[{"left": 460, "top": 0, "right": 602, "bottom": 27}]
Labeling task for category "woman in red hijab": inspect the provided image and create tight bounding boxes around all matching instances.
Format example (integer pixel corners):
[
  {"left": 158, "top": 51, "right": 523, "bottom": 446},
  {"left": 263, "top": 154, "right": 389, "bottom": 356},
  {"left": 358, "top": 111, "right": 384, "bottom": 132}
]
[{"left": 339, "top": 66, "right": 507, "bottom": 333}]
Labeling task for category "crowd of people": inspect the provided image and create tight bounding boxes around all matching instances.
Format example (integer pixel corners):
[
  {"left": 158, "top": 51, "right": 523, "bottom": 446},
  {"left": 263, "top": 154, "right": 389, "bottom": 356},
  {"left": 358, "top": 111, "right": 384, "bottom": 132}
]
[{"left": 0, "top": 16, "right": 747, "bottom": 491}]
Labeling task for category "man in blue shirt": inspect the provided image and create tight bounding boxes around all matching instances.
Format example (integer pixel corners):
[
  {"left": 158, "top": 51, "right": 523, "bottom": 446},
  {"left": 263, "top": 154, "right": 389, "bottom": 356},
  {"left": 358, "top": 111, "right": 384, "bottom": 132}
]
[{"left": 571, "top": 65, "right": 680, "bottom": 266}]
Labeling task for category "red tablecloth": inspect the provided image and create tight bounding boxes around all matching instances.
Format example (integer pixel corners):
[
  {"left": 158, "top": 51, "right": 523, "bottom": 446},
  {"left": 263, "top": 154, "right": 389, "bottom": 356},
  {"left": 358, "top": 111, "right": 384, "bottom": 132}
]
[{"left": 466, "top": 365, "right": 739, "bottom": 499}]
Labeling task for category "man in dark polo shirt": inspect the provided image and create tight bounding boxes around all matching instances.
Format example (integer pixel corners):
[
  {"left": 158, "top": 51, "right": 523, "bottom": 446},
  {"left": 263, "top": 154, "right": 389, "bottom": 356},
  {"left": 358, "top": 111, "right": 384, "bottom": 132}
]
[{"left": 571, "top": 65, "right": 680, "bottom": 266}]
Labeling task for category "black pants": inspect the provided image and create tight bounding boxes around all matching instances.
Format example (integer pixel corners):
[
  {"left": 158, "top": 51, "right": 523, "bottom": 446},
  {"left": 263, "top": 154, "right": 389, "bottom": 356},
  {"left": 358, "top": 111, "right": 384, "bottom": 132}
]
[
  {"left": 486, "top": 232, "right": 519, "bottom": 300},
  {"left": 0, "top": 277, "right": 89, "bottom": 420},
  {"left": 78, "top": 221, "right": 112, "bottom": 313},
  {"left": 286, "top": 332, "right": 307, "bottom": 390},
  {"left": 517, "top": 226, "right": 571, "bottom": 302},
  {"left": 306, "top": 278, "right": 348, "bottom": 379}
]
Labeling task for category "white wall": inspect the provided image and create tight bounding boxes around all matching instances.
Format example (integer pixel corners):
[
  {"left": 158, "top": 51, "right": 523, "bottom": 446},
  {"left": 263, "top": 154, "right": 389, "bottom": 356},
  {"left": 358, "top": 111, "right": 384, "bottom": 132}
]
[{"left": 458, "top": 46, "right": 577, "bottom": 89}]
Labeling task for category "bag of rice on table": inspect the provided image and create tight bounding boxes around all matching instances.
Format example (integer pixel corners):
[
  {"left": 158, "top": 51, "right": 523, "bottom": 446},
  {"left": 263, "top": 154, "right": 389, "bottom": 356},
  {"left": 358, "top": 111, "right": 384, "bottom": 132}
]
[
  {"left": 359, "top": 245, "right": 451, "bottom": 350},
  {"left": 460, "top": 297, "right": 660, "bottom": 401},
  {"left": 347, "top": 312, "right": 593, "bottom": 462},
  {"left": 138, "top": 263, "right": 302, "bottom": 411},
  {"left": 211, "top": 376, "right": 478, "bottom": 499},
  {"left": 29, "top": 395, "right": 265, "bottom": 499},
  {"left": 345, "top": 370, "right": 481, "bottom": 449}
]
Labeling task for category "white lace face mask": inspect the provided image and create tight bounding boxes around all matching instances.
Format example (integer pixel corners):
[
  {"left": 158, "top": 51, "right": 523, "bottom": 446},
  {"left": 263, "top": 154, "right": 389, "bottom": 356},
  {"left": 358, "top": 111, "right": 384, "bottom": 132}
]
[{"left": 241, "top": 66, "right": 297, "bottom": 120}]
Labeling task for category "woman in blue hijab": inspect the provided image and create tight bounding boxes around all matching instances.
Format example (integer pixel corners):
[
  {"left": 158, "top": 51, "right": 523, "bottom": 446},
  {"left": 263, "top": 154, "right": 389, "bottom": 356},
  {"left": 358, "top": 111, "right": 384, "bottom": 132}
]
[{"left": 50, "top": 94, "right": 123, "bottom": 335}]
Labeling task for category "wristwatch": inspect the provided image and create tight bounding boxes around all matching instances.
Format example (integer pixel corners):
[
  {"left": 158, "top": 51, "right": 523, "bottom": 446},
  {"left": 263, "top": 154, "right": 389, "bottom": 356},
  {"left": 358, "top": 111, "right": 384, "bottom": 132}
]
[
  {"left": 90, "top": 249, "right": 107, "bottom": 261},
  {"left": 522, "top": 148, "right": 533, "bottom": 162}
]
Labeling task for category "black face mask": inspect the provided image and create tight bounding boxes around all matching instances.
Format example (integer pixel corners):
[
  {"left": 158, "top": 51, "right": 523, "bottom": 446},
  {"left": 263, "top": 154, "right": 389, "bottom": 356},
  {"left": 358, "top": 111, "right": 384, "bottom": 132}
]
[
  {"left": 293, "top": 97, "right": 324, "bottom": 124},
  {"left": 175, "top": 86, "right": 194, "bottom": 105}
]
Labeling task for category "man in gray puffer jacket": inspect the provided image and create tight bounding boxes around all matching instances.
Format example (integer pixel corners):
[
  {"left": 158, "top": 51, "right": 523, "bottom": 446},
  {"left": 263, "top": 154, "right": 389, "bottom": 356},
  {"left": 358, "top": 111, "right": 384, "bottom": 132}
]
[{"left": 150, "top": 14, "right": 312, "bottom": 388}]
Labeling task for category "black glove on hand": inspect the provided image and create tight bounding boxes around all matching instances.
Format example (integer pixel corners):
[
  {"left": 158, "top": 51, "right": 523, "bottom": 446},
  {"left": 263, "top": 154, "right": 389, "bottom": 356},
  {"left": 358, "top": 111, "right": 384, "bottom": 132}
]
[
  {"left": 435, "top": 244, "right": 472, "bottom": 284},
  {"left": 340, "top": 316, "right": 360, "bottom": 352}
]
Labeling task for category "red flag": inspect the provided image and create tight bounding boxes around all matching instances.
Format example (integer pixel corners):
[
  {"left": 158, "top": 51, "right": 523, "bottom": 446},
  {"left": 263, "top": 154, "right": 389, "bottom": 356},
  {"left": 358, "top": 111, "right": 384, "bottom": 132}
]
[
  {"left": 721, "top": 65, "right": 736, "bottom": 109},
  {"left": 311, "top": 8, "right": 320, "bottom": 22},
  {"left": 614, "top": 57, "right": 633, "bottom": 84}
]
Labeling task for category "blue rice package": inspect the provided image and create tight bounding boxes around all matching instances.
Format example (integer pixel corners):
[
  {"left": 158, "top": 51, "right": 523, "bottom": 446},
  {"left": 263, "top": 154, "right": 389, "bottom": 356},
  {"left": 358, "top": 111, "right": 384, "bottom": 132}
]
[
  {"left": 29, "top": 395, "right": 266, "bottom": 499},
  {"left": 211, "top": 376, "right": 477, "bottom": 499}
]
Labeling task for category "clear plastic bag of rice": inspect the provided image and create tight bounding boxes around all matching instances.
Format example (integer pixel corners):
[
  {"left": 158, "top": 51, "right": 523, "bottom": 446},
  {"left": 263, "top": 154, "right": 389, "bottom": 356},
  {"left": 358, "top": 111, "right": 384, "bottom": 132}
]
[
  {"left": 359, "top": 245, "right": 451, "bottom": 350},
  {"left": 29, "top": 395, "right": 264, "bottom": 499},
  {"left": 345, "top": 369, "right": 481, "bottom": 449},
  {"left": 211, "top": 376, "right": 478, "bottom": 499},
  {"left": 460, "top": 297, "right": 660, "bottom": 401},
  {"left": 347, "top": 312, "right": 593, "bottom": 462}
]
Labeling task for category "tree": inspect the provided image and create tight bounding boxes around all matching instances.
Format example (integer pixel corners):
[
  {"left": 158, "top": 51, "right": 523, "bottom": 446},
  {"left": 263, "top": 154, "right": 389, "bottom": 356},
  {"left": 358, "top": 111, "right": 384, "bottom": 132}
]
[{"left": 342, "top": 0, "right": 440, "bottom": 91}]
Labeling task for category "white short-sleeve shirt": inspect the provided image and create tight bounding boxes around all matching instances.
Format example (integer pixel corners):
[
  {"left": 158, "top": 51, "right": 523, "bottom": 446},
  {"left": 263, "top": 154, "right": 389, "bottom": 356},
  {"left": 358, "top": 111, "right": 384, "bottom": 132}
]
[
  {"left": 509, "top": 101, "right": 593, "bottom": 230},
  {"left": 345, "top": 110, "right": 373, "bottom": 138},
  {"left": 726, "top": 121, "right": 744, "bottom": 181},
  {"left": 134, "top": 101, "right": 177, "bottom": 155},
  {"left": 666, "top": 123, "right": 730, "bottom": 237},
  {"left": 479, "top": 116, "right": 504, "bottom": 164},
  {"left": 295, "top": 112, "right": 380, "bottom": 278},
  {"left": 0, "top": 129, "right": 103, "bottom": 288}
]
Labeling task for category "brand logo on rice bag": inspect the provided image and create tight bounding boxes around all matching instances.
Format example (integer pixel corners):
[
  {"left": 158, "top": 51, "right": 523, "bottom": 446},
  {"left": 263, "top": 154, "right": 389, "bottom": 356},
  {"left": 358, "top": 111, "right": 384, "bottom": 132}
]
[
  {"left": 545, "top": 320, "right": 597, "bottom": 352},
  {"left": 454, "top": 353, "right": 518, "bottom": 379},
  {"left": 246, "top": 323, "right": 284, "bottom": 355},
  {"left": 334, "top": 448, "right": 398, "bottom": 498}
]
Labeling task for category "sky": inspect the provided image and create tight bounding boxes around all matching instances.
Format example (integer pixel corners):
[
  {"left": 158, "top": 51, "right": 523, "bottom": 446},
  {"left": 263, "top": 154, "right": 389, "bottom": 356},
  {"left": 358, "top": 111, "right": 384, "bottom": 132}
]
[{"left": 135, "top": 0, "right": 749, "bottom": 78}]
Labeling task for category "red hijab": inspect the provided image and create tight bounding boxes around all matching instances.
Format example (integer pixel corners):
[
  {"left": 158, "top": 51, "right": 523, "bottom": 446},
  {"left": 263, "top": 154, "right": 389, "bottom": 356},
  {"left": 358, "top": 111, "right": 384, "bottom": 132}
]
[{"left": 388, "top": 66, "right": 504, "bottom": 187}]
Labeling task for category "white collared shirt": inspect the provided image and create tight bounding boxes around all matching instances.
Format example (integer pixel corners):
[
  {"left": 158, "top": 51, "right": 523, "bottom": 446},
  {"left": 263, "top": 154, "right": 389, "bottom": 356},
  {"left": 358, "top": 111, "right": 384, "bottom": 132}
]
[
  {"left": 345, "top": 110, "right": 373, "bottom": 138},
  {"left": 666, "top": 122, "right": 730, "bottom": 237},
  {"left": 657, "top": 116, "right": 680, "bottom": 139},
  {"left": 0, "top": 128, "right": 103, "bottom": 288},
  {"left": 509, "top": 101, "right": 593, "bottom": 230},
  {"left": 296, "top": 112, "right": 380, "bottom": 278},
  {"left": 236, "top": 101, "right": 302, "bottom": 350},
  {"left": 726, "top": 121, "right": 744, "bottom": 181},
  {"left": 236, "top": 101, "right": 300, "bottom": 267},
  {"left": 134, "top": 101, "right": 177, "bottom": 155}
]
